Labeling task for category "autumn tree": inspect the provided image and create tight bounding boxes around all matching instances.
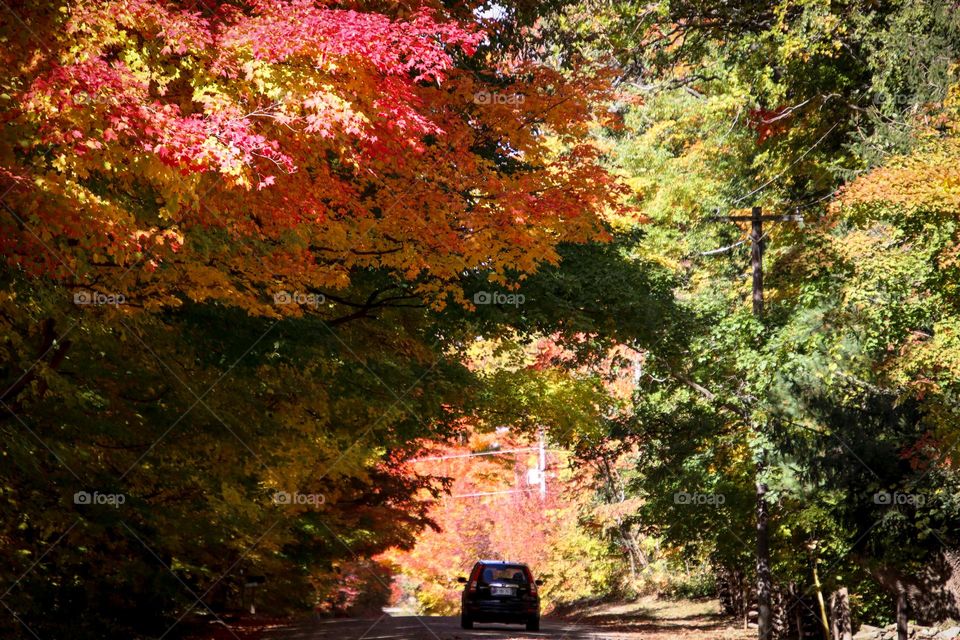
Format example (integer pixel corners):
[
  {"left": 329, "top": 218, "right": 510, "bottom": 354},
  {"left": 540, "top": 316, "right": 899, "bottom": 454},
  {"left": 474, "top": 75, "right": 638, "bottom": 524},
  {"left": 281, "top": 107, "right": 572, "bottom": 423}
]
[
  {"left": 0, "top": 0, "right": 623, "bottom": 637},
  {"left": 513, "top": 0, "right": 960, "bottom": 635}
]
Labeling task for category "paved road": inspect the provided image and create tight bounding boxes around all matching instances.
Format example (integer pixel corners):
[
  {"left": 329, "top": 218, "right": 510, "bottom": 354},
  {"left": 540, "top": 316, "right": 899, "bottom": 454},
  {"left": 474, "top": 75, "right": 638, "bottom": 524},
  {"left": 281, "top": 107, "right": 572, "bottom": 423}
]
[{"left": 264, "top": 614, "right": 634, "bottom": 640}]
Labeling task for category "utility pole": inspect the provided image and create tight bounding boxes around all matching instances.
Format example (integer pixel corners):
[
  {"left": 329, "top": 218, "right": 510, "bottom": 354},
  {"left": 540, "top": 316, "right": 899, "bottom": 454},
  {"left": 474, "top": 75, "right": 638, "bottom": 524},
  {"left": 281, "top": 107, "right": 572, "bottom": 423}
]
[
  {"left": 538, "top": 428, "right": 546, "bottom": 499},
  {"left": 708, "top": 205, "right": 801, "bottom": 640},
  {"left": 751, "top": 206, "right": 764, "bottom": 316}
]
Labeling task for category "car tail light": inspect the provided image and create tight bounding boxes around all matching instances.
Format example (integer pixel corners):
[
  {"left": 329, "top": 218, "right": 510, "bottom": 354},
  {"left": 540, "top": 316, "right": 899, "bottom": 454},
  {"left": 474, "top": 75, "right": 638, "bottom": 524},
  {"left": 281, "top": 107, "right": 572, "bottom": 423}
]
[{"left": 467, "top": 565, "right": 482, "bottom": 593}]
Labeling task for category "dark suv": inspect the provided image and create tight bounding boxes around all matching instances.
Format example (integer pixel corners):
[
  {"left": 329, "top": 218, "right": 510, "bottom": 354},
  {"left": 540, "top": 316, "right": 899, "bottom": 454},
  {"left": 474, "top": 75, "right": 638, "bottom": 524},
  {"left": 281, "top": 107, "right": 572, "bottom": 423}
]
[{"left": 457, "top": 560, "right": 541, "bottom": 631}]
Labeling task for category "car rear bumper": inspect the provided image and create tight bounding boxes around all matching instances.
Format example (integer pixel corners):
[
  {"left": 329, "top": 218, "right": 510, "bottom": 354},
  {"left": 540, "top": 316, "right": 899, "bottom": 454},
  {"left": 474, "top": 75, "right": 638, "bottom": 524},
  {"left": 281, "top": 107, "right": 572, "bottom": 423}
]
[{"left": 463, "top": 599, "right": 539, "bottom": 622}]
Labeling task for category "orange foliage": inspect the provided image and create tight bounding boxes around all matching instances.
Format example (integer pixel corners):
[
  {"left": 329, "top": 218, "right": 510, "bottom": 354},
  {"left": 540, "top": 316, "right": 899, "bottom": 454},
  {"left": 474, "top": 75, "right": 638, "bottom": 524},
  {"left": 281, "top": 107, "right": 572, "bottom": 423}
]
[
  {"left": 0, "top": 1, "right": 625, "bottom": 313},
  {"left": 380, "top": 428, "right": 582, "bottom": 612}
]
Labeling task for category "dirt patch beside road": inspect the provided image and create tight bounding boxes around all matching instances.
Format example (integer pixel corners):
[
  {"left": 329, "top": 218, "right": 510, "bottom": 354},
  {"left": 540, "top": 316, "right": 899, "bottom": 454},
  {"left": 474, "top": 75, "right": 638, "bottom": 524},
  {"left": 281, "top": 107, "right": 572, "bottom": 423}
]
[{"left": 555, "top": 596, "right": 754, "bottom": 639}]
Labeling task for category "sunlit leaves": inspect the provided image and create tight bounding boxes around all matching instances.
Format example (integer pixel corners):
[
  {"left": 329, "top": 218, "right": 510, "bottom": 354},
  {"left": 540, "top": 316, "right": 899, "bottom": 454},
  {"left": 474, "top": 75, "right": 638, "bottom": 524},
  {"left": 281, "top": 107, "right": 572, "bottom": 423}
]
[{"left": 2, "top": 0, "right": 620, "bottom": 315}]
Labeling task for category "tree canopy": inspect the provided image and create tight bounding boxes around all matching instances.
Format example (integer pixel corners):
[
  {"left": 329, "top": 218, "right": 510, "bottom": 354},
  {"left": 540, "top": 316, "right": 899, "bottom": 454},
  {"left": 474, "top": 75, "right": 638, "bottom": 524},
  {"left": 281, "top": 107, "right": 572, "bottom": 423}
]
[{"left": 3, "top": 1, "right": 960, "bottom": 638}]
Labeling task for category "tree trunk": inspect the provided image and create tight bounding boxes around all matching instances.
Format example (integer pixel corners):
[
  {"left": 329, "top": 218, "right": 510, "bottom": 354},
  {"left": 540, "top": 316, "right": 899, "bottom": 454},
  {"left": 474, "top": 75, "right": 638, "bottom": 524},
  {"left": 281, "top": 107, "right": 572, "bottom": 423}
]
[
  {"left": 896, "top": 589, "right": 909, "bottom": 640},
  {"left": 620, "top": 525, "right": 648, "bottom": 573},
  {"left": 790, "top": 583, "right": 805, "bottom": 639},
  {"left": 757, "top": 463, "right": 772, "bottom": 639},
  {"left": 830, "top": 587, "right": 852, "bottom": 640},
  {"left": 812, "top": 560, "right": 830, "bottom": 639}
]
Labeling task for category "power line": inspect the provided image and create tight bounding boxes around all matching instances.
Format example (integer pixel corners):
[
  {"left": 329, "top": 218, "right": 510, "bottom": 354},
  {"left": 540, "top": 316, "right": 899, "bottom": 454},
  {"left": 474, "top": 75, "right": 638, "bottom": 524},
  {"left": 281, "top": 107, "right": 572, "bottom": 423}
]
[
  {"left": 409, "top": 446, "right": 564, "bottom": 463},
  {"left": 449, "top": 488, "right": 539, "bottom": 499},
  {"left": 409, "top": 447, "right": 541, "bottom": 463},
  {"left": 730, "top": 121, "right": 840, "bottom": 206}
]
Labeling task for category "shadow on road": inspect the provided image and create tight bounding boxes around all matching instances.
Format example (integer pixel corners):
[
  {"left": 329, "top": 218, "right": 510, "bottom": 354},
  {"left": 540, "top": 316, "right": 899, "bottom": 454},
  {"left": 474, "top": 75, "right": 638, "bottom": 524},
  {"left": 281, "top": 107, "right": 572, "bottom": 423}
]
[
  {"left": 265, "top": 613, "right": 620, "bottom": 639},
  {"left": 571, "top": 608, "right": 736, "bottom": 633}
]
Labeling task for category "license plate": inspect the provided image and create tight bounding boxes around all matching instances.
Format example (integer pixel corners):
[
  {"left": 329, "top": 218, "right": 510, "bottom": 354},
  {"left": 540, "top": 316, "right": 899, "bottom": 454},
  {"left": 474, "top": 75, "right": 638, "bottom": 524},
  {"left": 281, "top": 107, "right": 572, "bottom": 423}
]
[{"left": 491, "top": 587, "right": 513, "bottom": 596}]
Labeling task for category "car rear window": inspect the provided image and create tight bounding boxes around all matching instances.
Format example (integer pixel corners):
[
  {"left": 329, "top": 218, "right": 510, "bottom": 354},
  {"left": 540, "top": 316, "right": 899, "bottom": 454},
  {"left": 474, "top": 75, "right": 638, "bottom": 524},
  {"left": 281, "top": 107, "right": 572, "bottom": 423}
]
[{"left": 476, "top": 564, "right": 531, "bottom": 585}]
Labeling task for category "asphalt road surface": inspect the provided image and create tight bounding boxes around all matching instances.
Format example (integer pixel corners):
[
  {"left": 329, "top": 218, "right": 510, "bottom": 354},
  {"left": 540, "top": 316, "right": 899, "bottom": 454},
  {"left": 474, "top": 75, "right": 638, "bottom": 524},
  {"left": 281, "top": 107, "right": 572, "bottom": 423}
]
[
  {"left": 265, "top": 614, "right": 635, "bottom": 640},
  {"left": 260, "top": 598, "right": 754, "bottom": 640}
]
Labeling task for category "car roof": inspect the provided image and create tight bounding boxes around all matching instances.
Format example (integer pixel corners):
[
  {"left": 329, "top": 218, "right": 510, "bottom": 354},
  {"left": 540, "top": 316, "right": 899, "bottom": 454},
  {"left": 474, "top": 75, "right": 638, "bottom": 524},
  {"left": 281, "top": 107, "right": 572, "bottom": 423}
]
[{"left": 477, "top": 560, "right": 528, "bottom": 567}]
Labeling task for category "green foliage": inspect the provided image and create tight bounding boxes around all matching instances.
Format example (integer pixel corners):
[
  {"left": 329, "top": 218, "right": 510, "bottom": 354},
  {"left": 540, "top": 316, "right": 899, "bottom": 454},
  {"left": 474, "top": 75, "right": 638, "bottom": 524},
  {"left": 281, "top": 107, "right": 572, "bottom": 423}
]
[
  {"left": 538, "top": 509, "right": 621, "bottom": 608},
  {"left": 849, "top": 0, "right": 960, "bottom": 167},
  {"left": 665, "top": 569, "right": 718, "bottom": 600},
  {"left": 0, "top": 275, "right": 475, "bottom": 637},
  {"left": 526, "top": 0, "right": 960, "bottom": 626},
  {"left": 850, "top": 575, "right": 897, "bottom": 628}
]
